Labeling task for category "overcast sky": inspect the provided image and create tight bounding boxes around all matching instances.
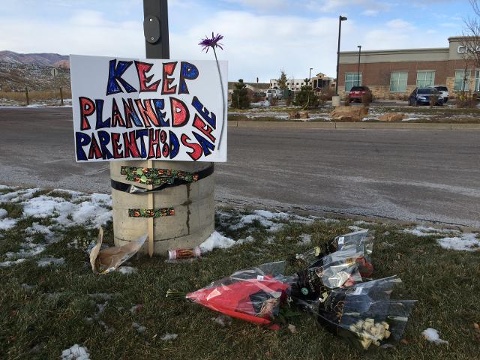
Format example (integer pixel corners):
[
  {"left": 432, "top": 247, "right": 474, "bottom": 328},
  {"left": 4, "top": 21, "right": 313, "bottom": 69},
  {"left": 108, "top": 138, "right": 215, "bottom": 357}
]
[{"left": 0, "top": 0, "right": 475, "bottom": 82}]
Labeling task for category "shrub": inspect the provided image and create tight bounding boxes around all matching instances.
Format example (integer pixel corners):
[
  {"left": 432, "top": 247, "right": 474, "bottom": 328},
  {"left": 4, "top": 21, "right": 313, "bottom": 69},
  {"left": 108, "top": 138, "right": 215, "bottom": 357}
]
[
  {"left": 293, "top": 85, "right": 319, "bottom": 109},
  {"left": 362, "top": 92, "right": 373, "bottom": 106},
  {"left": 455, "top": 92, "right": 478, "bottom": 108}
]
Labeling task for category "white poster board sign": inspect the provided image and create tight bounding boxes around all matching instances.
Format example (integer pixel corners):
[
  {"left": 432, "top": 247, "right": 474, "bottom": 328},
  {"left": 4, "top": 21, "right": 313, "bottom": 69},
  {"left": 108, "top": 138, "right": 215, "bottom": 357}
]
[{"left": 70, "top": 55, "right": 227, "bottom": 162}]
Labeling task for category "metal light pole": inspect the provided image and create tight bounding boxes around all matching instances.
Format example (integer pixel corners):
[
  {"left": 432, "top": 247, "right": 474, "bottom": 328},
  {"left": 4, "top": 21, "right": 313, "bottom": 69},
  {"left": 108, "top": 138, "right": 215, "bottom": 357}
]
[
  {"left": 309, "top": 67, "right": 313, "bottom": 87},
  {"left": 357, "top": 45, "right": 361, "bottom": 86},
  {"left": 335, "top": 15, "right": 347, "bottom": 95}
]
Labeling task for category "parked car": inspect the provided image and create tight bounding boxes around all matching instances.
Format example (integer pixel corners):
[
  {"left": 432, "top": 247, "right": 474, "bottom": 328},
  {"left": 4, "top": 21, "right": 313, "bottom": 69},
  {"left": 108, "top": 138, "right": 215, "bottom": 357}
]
[
  {"left": 429, "top": 85, "right": 449, "bottom": 103},
  {"left": 252, "top": 91, "right": 266, "bottom": 98},
  {"left": 408, "top": 87, "right": 444, "bottom": 106},
  {"left": 348, "top": 86, "right": 373, "bottom": 103},
  {"left": 265, "top": 88, "right": 283, "bottom": 99}
]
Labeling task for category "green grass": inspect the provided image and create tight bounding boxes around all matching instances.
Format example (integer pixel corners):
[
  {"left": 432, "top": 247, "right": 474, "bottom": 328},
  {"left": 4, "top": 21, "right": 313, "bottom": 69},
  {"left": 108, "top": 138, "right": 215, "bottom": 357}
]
[{"left": 1, "top": 194, "right": 479, "bottom": 359}]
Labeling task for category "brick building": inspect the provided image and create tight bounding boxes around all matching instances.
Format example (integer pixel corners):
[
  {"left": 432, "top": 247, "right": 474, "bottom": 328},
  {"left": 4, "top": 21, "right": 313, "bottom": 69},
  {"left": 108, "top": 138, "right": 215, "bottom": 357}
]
[{"left": 338, "top": 36, "right": 480, "bottom": 100}]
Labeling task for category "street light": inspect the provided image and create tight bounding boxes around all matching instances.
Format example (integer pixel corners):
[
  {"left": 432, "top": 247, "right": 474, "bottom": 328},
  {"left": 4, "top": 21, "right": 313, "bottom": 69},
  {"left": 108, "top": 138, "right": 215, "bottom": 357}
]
[
  {"left": 309, "top": 67, "right": 313, "bottom": 88},
  {"left": 357, "top": 45, "right": 362, "bottom": 86},
  {"left": 335, "top": 15, "right": 347, "bottom": 95}
]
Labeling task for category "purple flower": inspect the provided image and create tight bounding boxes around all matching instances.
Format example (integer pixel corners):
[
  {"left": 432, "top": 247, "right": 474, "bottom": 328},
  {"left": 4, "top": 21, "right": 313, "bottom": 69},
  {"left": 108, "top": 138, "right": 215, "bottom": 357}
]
[
  {"left": 199, "top": 32, "right": 224, "bottom": 53},
  {"left": 198, "top": 31, "right": 226, "bottom": 150}
]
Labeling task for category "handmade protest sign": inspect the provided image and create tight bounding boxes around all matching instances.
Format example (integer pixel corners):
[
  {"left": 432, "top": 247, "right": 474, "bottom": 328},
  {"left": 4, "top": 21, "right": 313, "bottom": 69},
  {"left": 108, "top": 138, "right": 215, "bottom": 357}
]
[{"left": 70, "top": 55, "right": 227, "bottom": 162}]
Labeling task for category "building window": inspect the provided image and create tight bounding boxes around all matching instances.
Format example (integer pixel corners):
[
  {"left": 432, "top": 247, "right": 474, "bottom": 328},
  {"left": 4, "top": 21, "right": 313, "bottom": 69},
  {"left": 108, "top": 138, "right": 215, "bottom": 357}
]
[
  {"left": 475, "top": 70, "right": 480, "bottom": 92},
  {"left": 390, "top": 72, "right": 408, "bottom": 92},
  {"left": 454, "top": 70, "right": 471, "bottom": 91},
  {"left": 416, "top": 71, "right": 435, "bottom": 87},
  {"left": 345, "top": 72, "right": 361, "bottom": 91}
]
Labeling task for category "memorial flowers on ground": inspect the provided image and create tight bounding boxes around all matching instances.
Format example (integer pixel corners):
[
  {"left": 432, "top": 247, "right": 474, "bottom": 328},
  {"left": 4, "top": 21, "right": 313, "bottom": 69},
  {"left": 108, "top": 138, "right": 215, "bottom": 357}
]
[{"left": 168, "top": 229, "right": 417, "bottom": 350}]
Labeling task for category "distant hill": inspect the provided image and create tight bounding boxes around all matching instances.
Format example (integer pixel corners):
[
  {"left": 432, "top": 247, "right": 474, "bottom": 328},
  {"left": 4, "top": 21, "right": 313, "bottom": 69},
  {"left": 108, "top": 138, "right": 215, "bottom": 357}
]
[
  {"left": 0, "top": 51, "right": 70, "bottom": 92},
  {"left": 0, "top": 50, "right": 69, "bottom": 68}
]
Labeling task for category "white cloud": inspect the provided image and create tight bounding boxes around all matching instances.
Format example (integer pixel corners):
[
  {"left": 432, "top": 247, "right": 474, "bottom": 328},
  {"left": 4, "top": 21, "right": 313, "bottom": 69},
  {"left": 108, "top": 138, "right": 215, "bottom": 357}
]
[
  {"left": 69, "top": 10, "right": 109, "bottom": 27},
  {"left": 0, "top": 0, "right": 471, "bottom": 81},
  {"left": 386, "top": 19, "right": 416, "bottom": 30}
]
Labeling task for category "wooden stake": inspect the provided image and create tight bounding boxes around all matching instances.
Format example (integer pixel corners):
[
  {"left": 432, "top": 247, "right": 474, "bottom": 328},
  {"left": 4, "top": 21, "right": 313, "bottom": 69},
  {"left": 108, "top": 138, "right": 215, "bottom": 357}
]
[{"left": 147, "top": 160, "right": 154, "bottom": 256}]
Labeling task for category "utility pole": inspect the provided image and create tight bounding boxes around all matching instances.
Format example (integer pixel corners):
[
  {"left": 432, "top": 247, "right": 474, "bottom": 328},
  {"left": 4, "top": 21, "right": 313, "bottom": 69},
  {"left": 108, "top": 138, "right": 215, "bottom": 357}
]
[{"left": 357, "top": 45, "right": 362, "bottom": 86}]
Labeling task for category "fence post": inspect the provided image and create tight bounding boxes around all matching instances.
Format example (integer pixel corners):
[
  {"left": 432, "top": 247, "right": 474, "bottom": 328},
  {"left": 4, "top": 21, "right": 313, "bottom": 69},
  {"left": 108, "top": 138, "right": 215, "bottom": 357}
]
[{"left": 59, "top": 87, "right": 64, "bottom": 106}]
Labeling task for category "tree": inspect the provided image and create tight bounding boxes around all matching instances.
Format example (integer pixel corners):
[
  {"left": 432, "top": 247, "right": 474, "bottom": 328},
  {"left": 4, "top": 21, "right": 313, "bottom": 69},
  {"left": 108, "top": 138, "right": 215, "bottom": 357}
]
[
  {"left": 293, "top": 79, "right": 319, "bottom": 109},
  {"left": 460, "top": 1, "right": 480, "bottom": 66},
  {"left": 277, "top": 70, "right": 292, "bottom": 105},
  {"left": 277, "top": 70, "right": 288, "bottom": 91},
  {"left": 231, "top": 79, "right": 250, "bottom": 109},
  {"left": 460, "top": 1, "right": 480, "bottom": 76},
  {"left": 457, "top": 0, "right": 480, "bottom": 106}
]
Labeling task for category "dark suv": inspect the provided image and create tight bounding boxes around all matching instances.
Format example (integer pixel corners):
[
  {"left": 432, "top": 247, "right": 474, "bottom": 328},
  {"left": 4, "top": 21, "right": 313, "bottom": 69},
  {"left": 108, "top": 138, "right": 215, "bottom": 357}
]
[{"left": 348, "top": 86, "right": 373, "bottom": 103}]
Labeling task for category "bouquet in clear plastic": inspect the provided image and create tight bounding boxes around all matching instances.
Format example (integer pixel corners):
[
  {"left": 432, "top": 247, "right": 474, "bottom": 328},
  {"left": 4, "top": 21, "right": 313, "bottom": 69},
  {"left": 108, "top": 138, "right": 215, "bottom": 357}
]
[
  {"left": 328, "top": 229, "right": 374, "bottom": 278},
  {"left": 289, "top": 230, "right": 373, "bottom": 304},
  {"left": 287, "top": 230, "right": 415, "bottom": 349},
  {"left": 315, "top": 276, "right": 416, "bottom": 350},
  {"left": 175, "top": 229, "right": 416, "bottom": 349}
]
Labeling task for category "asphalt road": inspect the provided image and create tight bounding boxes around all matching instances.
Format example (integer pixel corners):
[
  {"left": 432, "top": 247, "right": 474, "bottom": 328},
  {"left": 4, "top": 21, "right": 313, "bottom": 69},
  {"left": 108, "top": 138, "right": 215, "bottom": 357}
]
[{"left": 1, "top": 107, "right": 479, "bottom": 228}]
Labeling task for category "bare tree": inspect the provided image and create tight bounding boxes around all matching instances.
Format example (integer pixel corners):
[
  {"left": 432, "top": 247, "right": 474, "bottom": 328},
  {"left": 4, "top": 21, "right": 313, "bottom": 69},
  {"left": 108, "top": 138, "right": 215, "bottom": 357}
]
[
  {"left": 458, "top": 0, "right": 480, "bottom": 94},
  {"left": 462, "top": 18, "right": 480, "bottom": 66}
]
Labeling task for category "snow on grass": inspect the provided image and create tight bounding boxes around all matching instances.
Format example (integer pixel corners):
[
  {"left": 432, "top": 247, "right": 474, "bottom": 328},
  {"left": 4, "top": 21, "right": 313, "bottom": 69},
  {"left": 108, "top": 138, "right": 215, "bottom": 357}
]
[
  {"left": 437, "top": 233, "right": 480, "bottom": 251},
  {"left": 61, "top": 344, "right": 90, "bottom": 360},
  {"left": 402, "top": 225, "right": 458, "bottom": 237},
  {"left": 422, "top": 328, "right": 449, "bottom": 345},
  {"left": 402, "top": 225, "right": 479, "bottom": 251},
  {"left": 1, "top": 186, "right": 478, "bottom": 270}
]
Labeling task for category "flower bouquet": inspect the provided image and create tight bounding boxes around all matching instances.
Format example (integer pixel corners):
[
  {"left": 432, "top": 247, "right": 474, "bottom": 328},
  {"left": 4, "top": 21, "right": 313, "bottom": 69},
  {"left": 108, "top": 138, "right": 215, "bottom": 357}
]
[
  {"left": 289, "top": 230, "right": 374, "bottom": 305},
  {"left": 328, "top": 229, "right": 374, "bottom": 277},
  {"left": 314, "top": 276, "right": 417, "bottom": 350},
  {"left": 184, "top": 261, "right": 290, "bottom": 329},
  {"left": 171, "top": 228, "right": 415, "bottom": 349}
]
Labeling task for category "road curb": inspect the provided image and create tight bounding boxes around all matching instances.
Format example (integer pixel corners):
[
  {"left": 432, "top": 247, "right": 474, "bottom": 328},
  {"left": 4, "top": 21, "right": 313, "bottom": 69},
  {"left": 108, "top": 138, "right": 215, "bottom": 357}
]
[{"left": 230, "top": 121, "right": 480, "bottom": 130}]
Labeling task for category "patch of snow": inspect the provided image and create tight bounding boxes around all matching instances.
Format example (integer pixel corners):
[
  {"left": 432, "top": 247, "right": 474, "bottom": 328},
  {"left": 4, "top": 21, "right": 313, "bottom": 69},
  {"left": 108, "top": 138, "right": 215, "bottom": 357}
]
[
  {"left": 61, "top": 344, "right": 90, "bottom": 360},
  {"left": 0, "top": 258, "right": 27, "bottom": 267},
  {"left": 118, "top": 266, "right": 137, "bottom": 274},
  {"left": 422, "top": 328, "right": 448, "bottom": 345},
  {"left": 132, "top": 322, "right": 146, "bottom": 333},
  {"left": 236, "top": 235, "right": 255, "bottom": 245},
  {"left": 37, "top": 257, "right": 65, "bottom": 267},
  {"left": 160, "top": 333, "right": 178, "bottom": 341},
  {"left": 0, "top": 216, "right": 17, "bottom": 230},
  {"left": 402, "top": 226, "right": 458, "bottom": 237},
  {"left": 437, "top": 233, "right": 480, "bottom": 251}
]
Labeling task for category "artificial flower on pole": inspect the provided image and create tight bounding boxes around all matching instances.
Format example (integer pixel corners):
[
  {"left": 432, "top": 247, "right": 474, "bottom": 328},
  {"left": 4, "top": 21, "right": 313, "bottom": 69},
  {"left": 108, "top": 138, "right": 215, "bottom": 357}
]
[{"left": 199, "top": 32, "right": 226, "bottom": 150}]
